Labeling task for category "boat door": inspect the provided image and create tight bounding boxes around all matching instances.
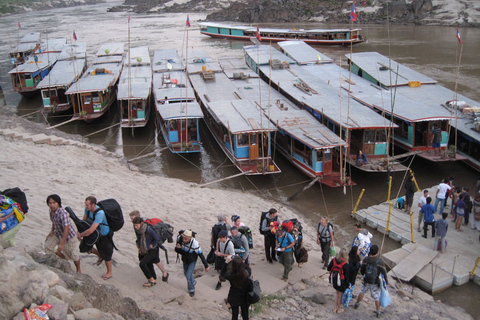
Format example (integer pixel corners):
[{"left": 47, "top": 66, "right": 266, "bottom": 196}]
[
  {"left": 249, "top": 133, "right": 259, "bottom": 160},
  {"left": 322, "top": 149, "right": 333, "bottom": 174}
]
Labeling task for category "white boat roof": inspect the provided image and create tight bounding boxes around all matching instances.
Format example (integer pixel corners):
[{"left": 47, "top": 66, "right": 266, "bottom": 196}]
[
  {"left": 93, "top": 54, "right": 124, "bottom": 65},
  {"left": 39, "top": 38, "right": 67, "bottom": 53},
  {"left": 9, "top": 32, "right": 41, "bottom": 54},
  {"left": 65, "top": 60, "right": 123, "bottom": 94},
  {"left": 278, "top": 41, "right": 334, "bottom": 64},
  {"left": 126, "top": 46, "right": 151, "bottom": 67},
  {"left": 347, "top": 52, "right": 437, "bottom": 87},
  {"left": 37, "top": 58, "right": 87, "bottom": 89},
  {"left": 184, "top": 50, "right": 222, "bottom": 74},
  {"left": 153, "top": 71, "right": 203, "bottom": 119},
  {"left": 117, "top": 65, "right": 152, "bottom": 100},
  {"left": 152, "top": 49, "right": 184, "bottom": 72},
  {"left": 219, "top": 57, "right": 347, "bottom": 149},
  {"left": 199, "top": 22, "right": 361, "bottom": 33},
  {"left": 95, "top": 43, "right": 124, "bottom": 57},
  {"left": 57, "top": 42, "right": 87, "bottom": 61},
  {"left": 8, "top": 52, "right": 61, "bottom": 74},
  {"left": 244, "top": 45, "right": 295, "bottom": 65},
  {"left": 245, "top": 45, "right": 394, "bottom": 129}
]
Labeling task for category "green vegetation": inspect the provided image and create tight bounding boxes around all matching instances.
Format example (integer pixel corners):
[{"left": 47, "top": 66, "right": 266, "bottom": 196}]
[
  {"left": 0, "top": 0, "right": 40, "bottom": 14},
  {"left": 250, "top": 294, "right": 286, "bottom": 316}
]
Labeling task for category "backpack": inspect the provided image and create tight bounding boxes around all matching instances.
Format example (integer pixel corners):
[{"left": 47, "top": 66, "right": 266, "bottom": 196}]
[
  {"left": 212, "top": 223, "right": 228, "bottom": 247},
  {"left": 1, "top": 187, "right": 28, "bottom": 214},
  {"left": 144, "top": 218, "right": 162, "bottom": 225},
  {"left": 259, "top": 211, "right": 277, "bottom": 235},
  {"left": 329, "top": 258, "right": 347, "bottom": 286},
  {"left": 147, "top": 221, "right": 174, "bottom": 244},
  {"left": 66, "top": 206, "right": 99, "bottom": 246},
  {"left": 318, "top": 222, "right": 334, "bottom": 241},
  {"left": 289, "top": 218, "right": 303, "bottom": 234},
  {"left": 238, "top": 226, "right": 253, "bottom": 248},
  {"left": 94, "top": 199, "right": 124, "bottom": 232},
  {"left": 364, "top": 259, "right": 380, "bottom": 284},
  {"left": 281, "top": 220, "right": 294, "bottom": 233}
]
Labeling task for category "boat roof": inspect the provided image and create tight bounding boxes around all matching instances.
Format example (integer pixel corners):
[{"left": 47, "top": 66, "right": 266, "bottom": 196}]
[
  {"left": 8, "top": 51, "right": 61, "bottom": 74},
  {"left": 126, "top": 46, "right": 151, "bottom": 66},
  {"left": 278, "top": 40, "right": 334, "bottom": 64},
  {"left": 65, "top": 60, "right": 123, "bottom": 94},
  {"left": 152, "top": 71, "right": 203, "bottom": 119},
  {"left": 39, "top": 38, "right": 67, "bottom": 53},
  {"left": 347, "top": 52, "right": 437, "bottom": 87},
  {"left": 243, "top": 45, "right": 295, "bottom": 66},
  {"left": 152, "top": 49, "right": 184, "bottom": 72},
  {"left": 57, "top": 42, "right": 87, "bottom": 61},
  {"left": 117, "top": 65, "right": 152, "bottom": 100},
  {"left": 9, "top": 32, "right": 41, "bottom": 54},
  {"left": 244, "top": 45, "right": 395, "bottom": 129},
  {"left": 219, "top": 57, "right": 347, "bottom": 149},
  {"left": 95, "top": 43, "right": 124, "bottom": 57},
  {"left": 37, "top": 58, "right": 87, "bottom": 89},
  {"left": 185, "top": 50, "right": 223, "bottom": 74},
  {"left": 199, "top": 22, "right": 361, "bottom": 33}
]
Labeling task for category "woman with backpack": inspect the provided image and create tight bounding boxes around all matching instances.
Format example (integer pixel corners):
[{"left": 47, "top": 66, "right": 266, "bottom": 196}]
[
  {"left": 221, "top": 255, "right": 253, "bottom": 320},
  {"left": 133, "top": 217, "right": 160, "bottom": 287},
  {"left": 327, "top": 248, "right": 350, "bottom": 314}
]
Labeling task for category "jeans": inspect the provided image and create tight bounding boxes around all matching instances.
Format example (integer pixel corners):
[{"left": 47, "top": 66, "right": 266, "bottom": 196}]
[
  {"left": 434, "top": 197, "right": 446, "bottom": 214},
  {"left": 183, "top": 260, "right": 197, "bottom": 293},
  {"left": 279, "top": 250, "right": 294, "bottom": 279},
  {"left": 434, "top": 235, "right": 446, "bottom": 253}
]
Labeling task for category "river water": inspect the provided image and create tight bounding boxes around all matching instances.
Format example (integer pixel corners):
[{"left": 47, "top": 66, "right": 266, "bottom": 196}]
[{"left": 1, "top": 1, "right": 479, "bottom": 315}]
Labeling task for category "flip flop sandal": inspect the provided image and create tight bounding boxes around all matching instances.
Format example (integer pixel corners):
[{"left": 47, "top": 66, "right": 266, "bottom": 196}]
[
  {"left": 162, "top": 273, "right": 169, "bottom": 283},
  {"left": 143, "top": 281, "right": 156, "bottom": 287},
  {"left": 95, "top": 258, "right": 104, "bottom": 266}
]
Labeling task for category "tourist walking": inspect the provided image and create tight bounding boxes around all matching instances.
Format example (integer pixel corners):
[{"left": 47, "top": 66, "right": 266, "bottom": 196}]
[
  {"left": 434, "top": 213, "right": 449, "bottom": 253},
  {"left": 417, "top": 190, "right": 430, "bottom": 232},
  {"left": 421, "top": 197, "right": 436, "bottom": 238},
  {"left": 353, "top": 222, "right": 372, "bottom": 260},
  {"left": 221, "top": 255, "right": 253, "bottom": 320},
  {"left": 317, "top": 217, "right": 334, "bottom": 269},
  {"left": 260, "top": 208, "right": 279, "bottom": 263},
  {"left": 434, "top": 179, "right": 452, "bottom": 215},
  {"left": 348, "top": 246, "right": 361, "bottom": 288},
  {"left": 132, "top": 217, "right": 161, "bottom": 287},
  {"left": 215, "top": 230, "right": 235, "bottom": 290},
  {"left": 327, "top": 248, "right": 350, "bottom": 314},
  {"left": 275, "top": 225, "right": 295, "bottom": 280}
]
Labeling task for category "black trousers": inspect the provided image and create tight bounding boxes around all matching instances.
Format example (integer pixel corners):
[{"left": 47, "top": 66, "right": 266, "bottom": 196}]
[
  {"left": 320, "top": 240, "right": 331, "bottom": 267},
  {"left": 231, "top": 304, "right": 249, "bottom": 320},
  {"left": 424, "top": 221, "right": 435, "bottom": 238},
  {"left": 139, "top": 247, "right": 160, "bottom": 280},
  {"left": 264, "top": 234, "right": 276, "bottom": 262}
]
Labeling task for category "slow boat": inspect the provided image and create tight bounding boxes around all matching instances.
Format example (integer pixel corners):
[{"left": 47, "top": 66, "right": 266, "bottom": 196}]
[
  {"left": 199, "top": 22, "right": 364, "bottom": 46},
  {"left": 9, "top": 32, "right": 41, "bottom": 66},
  {"left": 152, "top": 49, "right": 203, "bottom": 153},
  {"left": 118, "top": 46, "right": 152, "bottom": 130},
  {"left": 187, "top": 50, "right": 280, "bottom": 175},
  {"left": 65, "top": 43, "right": 124, "bottom": 121}
]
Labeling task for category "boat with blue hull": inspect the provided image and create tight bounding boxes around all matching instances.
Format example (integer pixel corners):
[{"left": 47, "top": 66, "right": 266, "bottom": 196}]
[
  {"left": 9, "top": 32, "right": 41, "bottom": 66},
  {"left": 152, "top": 49, "right": 203, "bottom": 153}
]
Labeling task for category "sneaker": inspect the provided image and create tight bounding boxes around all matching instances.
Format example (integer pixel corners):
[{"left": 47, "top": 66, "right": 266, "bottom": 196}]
[
  {"left": 376, "top": 310, "right": 381, "bottom": 318},
  {"left": 189, "top": 291, "right": 195, "bottom": 297},
  {"left": 215, "top": 282, "right": 222, "bottom": 290},
  {"left": 353, "top": 303, "right": 359, "bottom": 309}
]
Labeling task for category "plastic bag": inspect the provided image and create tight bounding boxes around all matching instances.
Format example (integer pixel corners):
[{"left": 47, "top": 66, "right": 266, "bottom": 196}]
[
  {"left": 329, "top": 246, "right": 337, "bottom": 257},
  {"left": 342, "top": 285, "right": 354, "bottom": 308},
  {"left": 379, "top": 274, "right": 391, "bottom": 308},
  {"left": 24, "top": 303, "right": 52, "bottom": 320}
]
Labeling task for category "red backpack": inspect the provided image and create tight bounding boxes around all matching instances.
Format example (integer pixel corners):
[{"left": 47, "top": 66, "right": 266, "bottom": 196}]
[{"left": 329, "top": 258, "right": 347, "bottom": 285}]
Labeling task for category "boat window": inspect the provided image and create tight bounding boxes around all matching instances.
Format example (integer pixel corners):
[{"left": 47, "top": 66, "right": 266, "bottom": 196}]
[
  {"left": 42, "top": 90, "right": 50, "bottom": 99},
  {"left": 250, "top": 134, "right": 257, "bottom": 145},
  {"left": 92, "top": 92, "right": 100, "bottom": 102},
  {"left": 316, "top": 150, "right": 323, "bottom": 162},
  {"left": 237, "top": 133, "right": 249, "bottom": 146},
  {"left": 364, "top": 130, "right": 375, "bottom": 143},
  {"left": 169, "top": 120, "right": 177, "bottom": 131},
  {"left": 25, "top": 74, "right": 32, "bottom": 80},
  {"left": 324, "top": 149, "right": 332, "bottom": 161},
  {"left": 376, "top": 130, "right": 387, "bottom": 142}
]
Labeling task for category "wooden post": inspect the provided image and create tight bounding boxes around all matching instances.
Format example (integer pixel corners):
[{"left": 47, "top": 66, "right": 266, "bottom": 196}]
[
  {"left": 386, "top": 201, "right": 393, "bottom": 232},
  {"left": 287, "top": 177, "right": 320, "bottom": 201},
  {"left": 470, "top": 256, "right": 480, "bottom": 276},
  {"left": 198, "top": 171, "right": 252, "bottom": 188},
  {"left": 409, "top": 211, "right": 415, "bottom": 243}
]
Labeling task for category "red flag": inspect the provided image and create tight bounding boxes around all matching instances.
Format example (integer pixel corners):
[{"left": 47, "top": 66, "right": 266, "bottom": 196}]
[
  {"left": 350, "top": 1, "right": 357, "bottom": 22},
  {"left": 256, "top": 25, "right": 262, "bottom": 42},
  {"left": 17, "top": 22, "right": 21, "bottom": 29},
  {"left": 128, "top": 15, "right": 130, "bottom": 22},
  {"left": 186, "top": 15, "right": 190, "bottom": 28},
  {"left": 456, "top": 27, "right": 462, "bottom": 44},
  {"left": 73, "top": 31, "right": 77, "bottom": 41}
]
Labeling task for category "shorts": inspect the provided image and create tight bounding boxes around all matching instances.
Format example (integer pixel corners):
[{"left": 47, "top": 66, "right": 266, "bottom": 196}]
[
  {"left": 360, "top": 282, "right": 381, "bottom": 301},
  {"left": 432, "top": 142, "right": 440, "bottom": 149},
  {"left": 418, "top": 211, "right": 424, "bottom": 224},
  {"left": 405, "top": 195, "right": 414, "bottom": 208},
  {"left": 79, "top": 231, "right": 114, "bottom": 261},
  {"left": 45, "top": 234, "right": 80, "bottom": 261}
]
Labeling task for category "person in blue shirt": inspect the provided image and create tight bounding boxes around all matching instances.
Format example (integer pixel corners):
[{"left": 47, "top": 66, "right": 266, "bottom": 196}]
[
  {"left": 275, "top": 225, "right": 295, "bottom": 281},
  {"left": 421, "top": 196, "right": 436, "bottom": 238},
  {"left": 77, "top": 196, "right": 114, "bottom": 280},
  {"left": 356, "top": 150, "right": 368, "bottom": 166}
]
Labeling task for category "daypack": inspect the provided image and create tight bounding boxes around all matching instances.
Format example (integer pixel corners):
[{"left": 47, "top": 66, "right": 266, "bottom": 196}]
[
  {"left": 94, "top": 199, "right": 124, "bottom": 232},
  {"left": 211, "top": 223, "right": 228, "bottom": 247},
  {"left": 144, "top": 218, "right": 162, "bottom": 225},
  {"left": 364, "top": 259, "right": 380, "bottom": 284},
  {"left": 228, "top": 235, "right": 246, "bottom": 258},
  {"left": 147, "top": 221, "right": 174, "bottom": 244},
  {"left": 289, "top": 218, "right": 303, "bottom": 234},
  {"left": 247, "top": 278, "right": 261, "bottom": 304},
  {"left": 259, "top": 211, "right": 277, "bottom": 235},
  {"left": 281, "top": 220, "right": 293, "bottom": 233},
  {"left": 329, "top": 258, "right": 347, "bottom": 286},
  {"left": 238, "top": 226, "right": 253, "bottom": 249},
  {"left": 1, "top": 187, "right": 28, "bottom": 214}
]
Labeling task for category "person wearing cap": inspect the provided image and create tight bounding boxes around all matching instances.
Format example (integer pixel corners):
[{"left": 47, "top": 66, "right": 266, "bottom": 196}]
[
  {"left": 275, "top": 225, "right": 295, "bottom": 281},
  {"left": 215, "top": 229, "right": 235, "bottom": 290},
  {"left": 261, "top": 208, "right": 279, "bottom": 263},
  {"left": 230, "top": 226, "right": 250, "bottom": 266},
  {"left": 175, "top": 229, "right": 210, "bottom": 297}
]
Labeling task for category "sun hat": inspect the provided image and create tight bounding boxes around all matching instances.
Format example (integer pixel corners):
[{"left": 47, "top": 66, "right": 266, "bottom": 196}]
[{"left": 183, "top": 229, "right": 193, "bottom": 237}]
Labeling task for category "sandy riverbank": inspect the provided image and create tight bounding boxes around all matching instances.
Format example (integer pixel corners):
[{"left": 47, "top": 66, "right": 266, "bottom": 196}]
[{"left": 0, "top": 109, "right": 474, "bottom": 319}]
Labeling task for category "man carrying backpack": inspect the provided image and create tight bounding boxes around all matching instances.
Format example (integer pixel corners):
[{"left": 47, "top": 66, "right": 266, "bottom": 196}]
[
  {"left": 77, "top": 196, "right": 114, "bottom": 280},
  {"left": 353, "top": 244, "right": 388, "bottom": 318},
  {"left": 317, "top": 217, "right": 334, "bottom": 269},
  {"left": 275, "top": 224, "right": 295, "bottom": 281},
  {"left": 211, "top": 214, "right": 229, "bottom": 248},
  {"left": 214, "top": 230, "right": 235, "bottom": 290},
  {"left": 230, "top": 226, "right": 250, "bottom": 266},
  {"left": 260, "top": 208, "right": 279, "bottom": 263}
]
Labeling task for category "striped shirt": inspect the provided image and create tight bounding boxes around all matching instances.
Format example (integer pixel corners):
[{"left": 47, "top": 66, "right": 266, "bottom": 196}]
[{"left": 50, "top": 207, "right": 76, "bottom": 241}]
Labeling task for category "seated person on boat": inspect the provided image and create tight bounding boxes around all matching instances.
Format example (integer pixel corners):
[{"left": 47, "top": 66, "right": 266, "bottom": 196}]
[{"left": 356, "top": 150, "right": 368, "bottom": 166}]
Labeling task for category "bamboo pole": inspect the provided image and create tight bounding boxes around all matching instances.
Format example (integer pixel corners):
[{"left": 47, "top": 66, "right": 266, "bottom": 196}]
[{"left": 198, "top": 171, "right": 252, "bottom": 188}]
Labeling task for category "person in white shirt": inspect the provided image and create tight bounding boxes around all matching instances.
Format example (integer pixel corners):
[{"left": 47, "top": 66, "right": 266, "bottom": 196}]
[
  {"left": 434, "top": 179, "right": 452, "bottom": 215},
  {"left": 417, "top": 190, "right": 430, "bottom": 232}
]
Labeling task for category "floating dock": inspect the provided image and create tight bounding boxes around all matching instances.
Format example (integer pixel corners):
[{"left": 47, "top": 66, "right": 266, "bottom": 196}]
[{"left": 353, "top": 186, "right": 480, "bottom": 293}]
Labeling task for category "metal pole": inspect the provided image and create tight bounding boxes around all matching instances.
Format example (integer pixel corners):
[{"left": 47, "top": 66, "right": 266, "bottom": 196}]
[
  {"left": 469, "top": 256, "right": 480, "bottom": 276},
  {"left": 387, "top": 176, "right": 393, "bottom": 201},
  {"left": 386, "top": 201, "right": 393, "bottom": 232},
  {"left": 409, "top": 211, "right": 415, "bottom": 243},
  {"left": 410, "top": 169, "right": 421, "bottom": 192},
  {"left": 351, "top": 188, "right": 365, "bottom": 215}
]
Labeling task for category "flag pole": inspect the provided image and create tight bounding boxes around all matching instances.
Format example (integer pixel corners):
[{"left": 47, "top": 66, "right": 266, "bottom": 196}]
[{"left": 452, "top": 28, "right": 463, "bottom": 159}]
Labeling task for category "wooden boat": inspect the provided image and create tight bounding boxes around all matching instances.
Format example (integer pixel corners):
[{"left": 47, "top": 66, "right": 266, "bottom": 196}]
[
  {"left": 244, "top": 42, "right": 406, "bottom": 174},
  {"left": 152, "top": 49, "right": 203, "bottom": 153},
  {"left": 187, "top": 50, "right": 281, "bottom": 175},
  {"left": 219, "top": 57, "right": 353, "bottom": 187},
  {"left": 9, "top": 32, "right": 41, "bottom": 66},
  {"left": 118, "top": 46, "right": 152, "bottom": 129},
  {"left": 65, "top": 43, "right": 124, "bottom": 121},
  {"left": 37, "top": 42, "right": 87, "bottom": 115},
  {"left": 9, "top": 38, "right": 66, "bottom": 98},
  {"left": 346, "top": 52, "right": 462, "bottom": 164},
  {"left": 199, "top": 22, "right": 364, "bottom": 46}
]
